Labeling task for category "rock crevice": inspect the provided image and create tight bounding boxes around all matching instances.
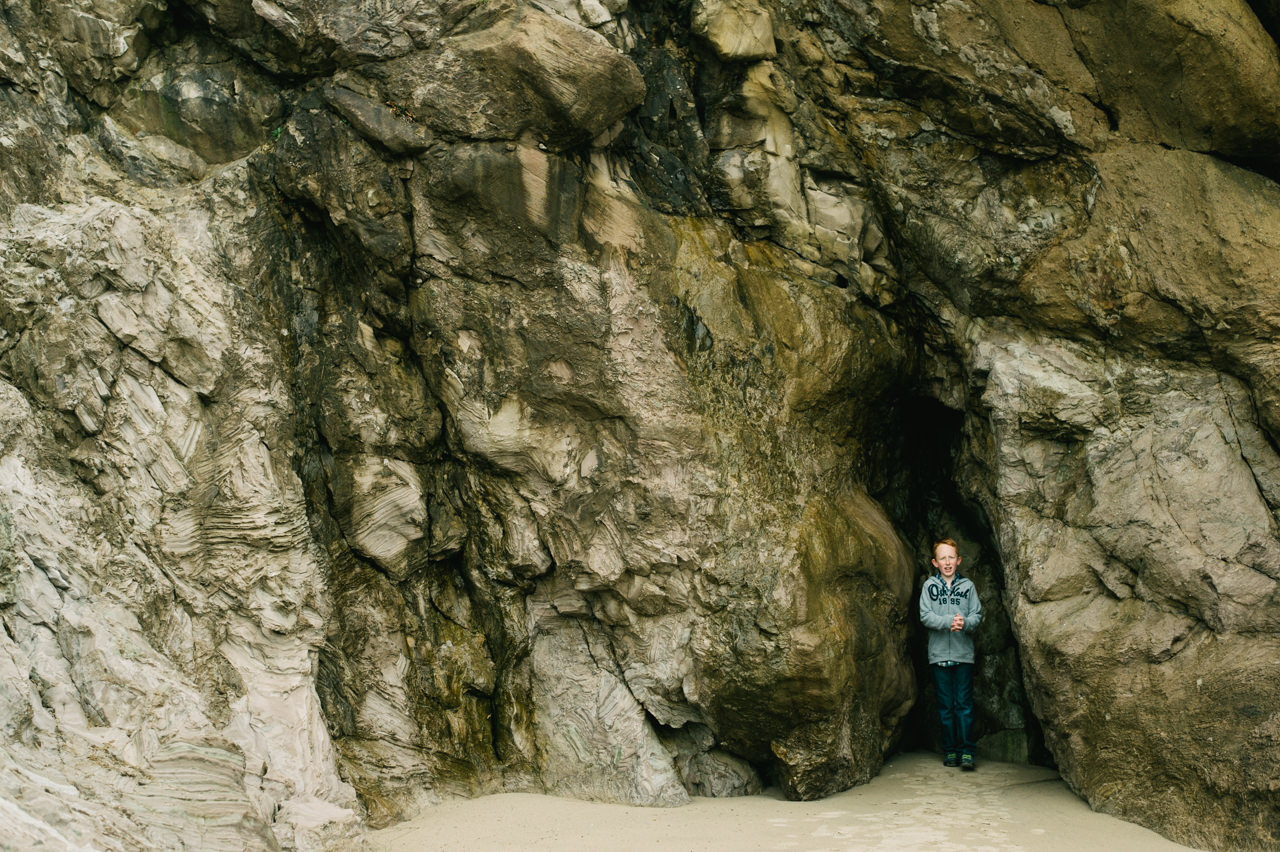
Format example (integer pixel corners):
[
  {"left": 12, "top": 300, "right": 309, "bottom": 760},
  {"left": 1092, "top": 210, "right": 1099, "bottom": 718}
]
[{"left": 0, "top": 1, "right": 1277, "bottom": 850}]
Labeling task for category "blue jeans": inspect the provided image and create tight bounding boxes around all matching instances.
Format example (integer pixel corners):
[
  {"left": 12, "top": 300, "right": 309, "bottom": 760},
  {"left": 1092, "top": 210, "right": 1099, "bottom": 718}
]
[{"left": 932, "top": 662, "right": 975, "bottom": 755}]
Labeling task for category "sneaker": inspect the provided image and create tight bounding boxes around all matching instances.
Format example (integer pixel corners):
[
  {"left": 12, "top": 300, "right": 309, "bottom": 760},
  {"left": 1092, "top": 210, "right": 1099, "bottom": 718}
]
[
  {"left": 943, "top": 752, "right": 959, "bottom": 767},
  {"left": 960, "top": 753, "right": 975, "bottom": 771}
]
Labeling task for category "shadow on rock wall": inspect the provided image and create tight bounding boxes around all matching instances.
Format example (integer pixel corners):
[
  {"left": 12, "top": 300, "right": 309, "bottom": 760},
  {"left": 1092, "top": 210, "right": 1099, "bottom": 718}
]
[
  {"left": 0, "top": 0, "right": 1278, "bottom": 851},
  {"left": 881, "top": 397, "right": 1052, "bottom": 768}
]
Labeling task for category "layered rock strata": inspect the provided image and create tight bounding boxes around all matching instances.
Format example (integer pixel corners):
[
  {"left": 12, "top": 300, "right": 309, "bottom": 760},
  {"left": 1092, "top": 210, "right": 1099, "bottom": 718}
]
[{"left": 0, "top": 0, "right": 1277, "bottom": 851}]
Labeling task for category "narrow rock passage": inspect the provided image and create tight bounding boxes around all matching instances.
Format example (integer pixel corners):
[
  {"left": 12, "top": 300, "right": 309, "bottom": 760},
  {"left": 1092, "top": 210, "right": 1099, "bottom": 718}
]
[{"left": 369, "top": 751, "right": 1201, "bottom": 852}]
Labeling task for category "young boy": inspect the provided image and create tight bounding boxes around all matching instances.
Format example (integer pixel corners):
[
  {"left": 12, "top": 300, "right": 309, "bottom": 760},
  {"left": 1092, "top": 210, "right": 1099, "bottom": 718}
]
[{"left": 919, "top": 538, "right": 982, "bottom": 770}]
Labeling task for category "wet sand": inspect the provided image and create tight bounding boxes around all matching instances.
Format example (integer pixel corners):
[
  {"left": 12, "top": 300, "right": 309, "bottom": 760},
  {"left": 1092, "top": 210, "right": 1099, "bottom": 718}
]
[{"left": 369, "top": 751, "right": 1203, "bottom": 851}]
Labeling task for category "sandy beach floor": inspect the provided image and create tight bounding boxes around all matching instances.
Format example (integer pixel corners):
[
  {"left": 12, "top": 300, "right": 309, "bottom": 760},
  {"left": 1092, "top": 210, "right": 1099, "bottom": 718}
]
[{"left": 369, "top": 751, "right": 1203, "bottom": 851}]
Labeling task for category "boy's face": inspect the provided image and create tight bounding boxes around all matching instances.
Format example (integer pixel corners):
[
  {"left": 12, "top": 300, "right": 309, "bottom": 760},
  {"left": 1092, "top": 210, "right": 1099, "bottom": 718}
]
[{"left": 932, "top": 544, "right": 960, "bottom": 579}]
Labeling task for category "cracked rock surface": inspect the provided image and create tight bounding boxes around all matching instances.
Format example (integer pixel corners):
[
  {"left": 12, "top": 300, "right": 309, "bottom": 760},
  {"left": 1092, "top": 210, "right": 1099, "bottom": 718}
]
[{"left": 0, "top": 0, "right": 1278, "bottom": 850}]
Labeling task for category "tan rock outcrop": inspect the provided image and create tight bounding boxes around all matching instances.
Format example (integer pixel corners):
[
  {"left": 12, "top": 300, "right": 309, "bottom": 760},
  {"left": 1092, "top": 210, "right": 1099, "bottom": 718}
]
[
  {"left": 1, "top": 0, "right": 1278, "bottom": 850},
  {"left": 693, "top": 0, "right": 777, "bottom": 61},
  {"left": 952, "top": 320, "right": 1280, "bottom": 851},
  {"left": 1055, "top": 0, "right": 1280, "bottom": 163},
  {"left": 0, "top": 175, "right": 361, "bottom": 849}
]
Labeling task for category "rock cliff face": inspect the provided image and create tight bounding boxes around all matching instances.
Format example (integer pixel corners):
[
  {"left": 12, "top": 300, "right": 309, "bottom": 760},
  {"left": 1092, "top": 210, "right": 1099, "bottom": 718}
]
[{"left": 1, "top": 0, "right": 1277, "bottom": 850}]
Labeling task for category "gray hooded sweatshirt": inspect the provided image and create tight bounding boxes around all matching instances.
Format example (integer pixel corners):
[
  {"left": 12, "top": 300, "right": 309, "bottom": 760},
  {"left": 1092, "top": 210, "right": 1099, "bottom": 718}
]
[{"left": 919, "top": 573, "right": 982, "bottom": 665}]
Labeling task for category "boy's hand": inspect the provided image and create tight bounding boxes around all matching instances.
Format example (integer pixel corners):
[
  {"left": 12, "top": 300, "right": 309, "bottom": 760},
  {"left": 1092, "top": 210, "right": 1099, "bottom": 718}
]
[{"left": 951, "top": 613, "right": 964, "bottom": 631}]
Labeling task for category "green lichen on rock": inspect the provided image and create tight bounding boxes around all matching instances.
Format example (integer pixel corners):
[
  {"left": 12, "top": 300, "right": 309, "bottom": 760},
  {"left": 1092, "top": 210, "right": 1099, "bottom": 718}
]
[{"left": 0, "top": 0, "right": 1278, "bottom": 850}]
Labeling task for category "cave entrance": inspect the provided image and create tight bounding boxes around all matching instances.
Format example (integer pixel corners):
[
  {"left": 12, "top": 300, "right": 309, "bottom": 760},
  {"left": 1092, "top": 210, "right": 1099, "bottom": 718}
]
[{"left": 876, "top": 394, "right": 1054, "bottom": 767}]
